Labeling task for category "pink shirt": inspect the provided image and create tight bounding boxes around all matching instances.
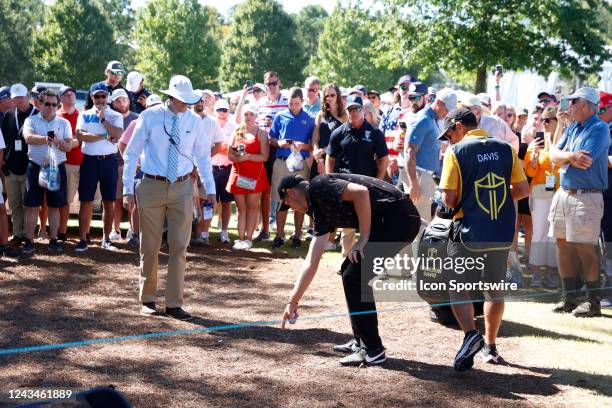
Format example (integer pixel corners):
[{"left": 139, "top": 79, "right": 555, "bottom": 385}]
[{"left": 119, "top": 119, "right": 137, "bottom": 146}]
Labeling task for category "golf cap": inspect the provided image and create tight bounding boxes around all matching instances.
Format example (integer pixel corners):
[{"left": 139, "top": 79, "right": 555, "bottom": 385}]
[
  {"left": 0, "top": 86, "right": 11, "bottom": 100},
  {"left": 438, "top": 108, "right": 478, "bottom": 141},
  {"left": 397, "top": 74, "right": 417, "bottom": 85},
  {"left": 90, "top": 82, "right": 109, "bottom": 95},
  {"left": 31, "top": 85, "right": 47, "bottom": 96},
  {"left": 59, "top": 85, "right": 76, "bottom": 96},
  {"left": 427, "top": 87, "right": 437, "bottom": 95},
  {"left": 145, "top": 94, "right": 162, "bottom": 108},
  {"left": 354, "top": 85, "right": 367, "bottom": 95},
  {"left": 345, "top": 95, "right": 364, "bottom": 109},
  {"left": 366, "top": 90, "right": 380, "bottom": 97},
  {"left": 599, "top": 91, "right": 612, "bottom": 110},
  {"left": 243, "top": 104, "right": 258, "bottom": 115},
  {"left": 10, "top": 84, "right": 28, "bottom": 98},
  {"left": 125, "top": 71, "right": 144, "bottom": 92},
  {"left": 566, "top": 87, "right": 600, "bottom": 105},
  {"left": 408, "top": 82, "right": 427, "bottom": 96},
  {"left": 214, "top": 99, "right": 229, "bottom": 111},
  {"left": 253, "top": 83, "right": 266, "bottom": 93},
  {"left": 537, "top": 91, "right": 557, "bottom": 102},
  {"left": 111, "top": 88, "right": 129, "bottom": 102},
  {"left": 435, "top": 88, "right": 457, "bottom": 110},
  {"left": 106, "top": 60, "right": 126, "bottom": 75},
  {"left": 278, "top": 174, "right": 307, "bottom": 211},
  {"left": 517, "top": 108, "right": 528, "bottom": 117},
  {"left": 477, "top": 92, "right": 491, "bottom": 106}
]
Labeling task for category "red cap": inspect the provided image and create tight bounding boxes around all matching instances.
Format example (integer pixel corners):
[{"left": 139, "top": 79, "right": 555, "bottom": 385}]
[{"left": 599, "top": 91, "right": 612, "bottom": 109}]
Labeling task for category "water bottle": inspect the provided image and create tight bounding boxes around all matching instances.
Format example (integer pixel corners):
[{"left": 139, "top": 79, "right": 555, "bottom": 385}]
[{"left": 202, "top": 202, "right": 214, "bottom": 220}]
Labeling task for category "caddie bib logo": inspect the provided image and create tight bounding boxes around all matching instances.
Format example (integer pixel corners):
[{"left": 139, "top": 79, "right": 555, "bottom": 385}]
[{"left": 474, "top": 172, "right": 507, "bottom": 220}]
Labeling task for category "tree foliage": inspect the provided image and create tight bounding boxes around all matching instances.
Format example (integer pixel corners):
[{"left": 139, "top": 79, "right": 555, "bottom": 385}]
[
  {"left": 133, "top": 0, "right": 222, "bottom": 91},
  {"left": 219, "top": 0, "right": 305, "bottom": 91},
  {"left": 93, "top": 0, "right": 135, "bottom": 66},
  {"left": 377, "top": 0, "right": 611, "bottom": 92},
  {"left": 30, "top": 0, "right": 116, "bottom": 88},
  {"left": 293, "top": 5, "right": 328, "bottom": 62},
  {"left": 0, "top": 0, "right": 44, "bottom": 85}
]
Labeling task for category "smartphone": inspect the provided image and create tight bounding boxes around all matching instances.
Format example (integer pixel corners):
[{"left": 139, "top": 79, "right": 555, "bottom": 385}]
[
  {"left": 560, "top": 97, "right": 569, "bottom": 112},
  {"left": 284, "top": 139, "right": 293, "bottom": 144},
  {"left": 535, "top": 131, "right": 544, "bottom": 142},
  {"left": 246, "top": 80, "right": 253, "bottom": 87},
  {"left": 495, "top": 64, "right": 503, "bottom": 76},
  {"left": 47, "top": 131, "right": 55, "bottom": 139}
]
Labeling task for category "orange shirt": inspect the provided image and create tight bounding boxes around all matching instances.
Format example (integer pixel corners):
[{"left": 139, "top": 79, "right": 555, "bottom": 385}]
[{"left": 524, "top": 136, "right": 560, "bottom": 189}]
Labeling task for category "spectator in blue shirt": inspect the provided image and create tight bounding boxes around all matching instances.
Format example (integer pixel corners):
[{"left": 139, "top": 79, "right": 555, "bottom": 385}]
[
  {"left": 270, "top": 87, "right": 314, "bottom": 248},
  {"left": 302, "top": 76, "right": 321, "bottom": 118},
  {"left": 549, "top": 87, "right": 610, "bottom": 318}
]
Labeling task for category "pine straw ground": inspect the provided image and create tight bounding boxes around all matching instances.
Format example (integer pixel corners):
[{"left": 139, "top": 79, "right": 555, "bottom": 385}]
[{"left": 0, "top": 231, "right": 610, "bottom": 408}]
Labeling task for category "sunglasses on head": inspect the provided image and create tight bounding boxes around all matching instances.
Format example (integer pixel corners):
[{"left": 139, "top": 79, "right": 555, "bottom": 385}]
[
  {"left": 408, "top": 95, "right": 422, "bottom": 102},
  {"left": 543, "top": 118, "right": 557, "bottom": 124},
  {"left": 265, "top": 80, "right": 278, "bottom": 87},
  {"left": 44, "top": 102, "right": 58, "bottom": 107},
  {"left": 93, "top": 94, "right": 107, "bottom": 99},
  {"left": 399, "top": 84, "right": 410, "bottom": 91},
  {"left": 308, "top": 88, "right": 319, "bottom": 93},
  {"left": 216, "top": 108, "right": 228, "bottom": 113}
]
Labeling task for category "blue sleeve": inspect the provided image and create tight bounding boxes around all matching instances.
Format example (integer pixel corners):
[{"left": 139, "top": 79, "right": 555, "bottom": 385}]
[
  {"left": 407, "top": 118, "right": 426, "bottom": 146},
  {"left": 582, "top": 123, "right": 611, "bottom": 159},
  {"left": 373, "top": 128, "right": 389, "bottom": 157},
  {"left": 269, "top": 115, "right": 281, "bottom": 139},
  {"left": 306, "top": 117, "right": 315, "bottom": 143},
  {"left": 556, "top": 127, "right": 569, "bottom": 150}
]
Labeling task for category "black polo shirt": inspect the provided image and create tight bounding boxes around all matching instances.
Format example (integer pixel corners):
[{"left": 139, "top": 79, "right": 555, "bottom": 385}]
[
  {"left": 327, "top": 120, "right": 388, "bottom": 177},
  {"left": 1, "top": 105, "right": 34, "bottom": 175},
  {"left": 306, "top": 173, "right": 405, "bottom": 236}
]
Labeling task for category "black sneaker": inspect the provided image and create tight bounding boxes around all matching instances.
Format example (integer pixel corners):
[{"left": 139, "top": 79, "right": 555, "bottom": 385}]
[
  {"left": 552, "top": 298, "right": 578, "bottom": 313},
  {"left": 271, "top": 236, "right": 285, "bottom": 249},
  {"left": 22, "top": 240, "right": 35, "bottom": 255},
  {"left": 333, "top": 339, "right": 362, "bottom": 354},
  {"left": 253, "top": 230, "right": 270, "bottom": 242},
  {"left": 453, "top": 330, "right": 484, "bottom": 372},
  {"left": 48, "top": 238, "right": 63, "bottom": 253},
  {"left": 165, "top": 307, "right": 192, "bottom": 321},
  {"left": 291, "top": 236, "right": 302, "bottom": 248},
  {"left": 57, "top": 233, "right": 68, "bottom": 242},
  {"left": 339, "top": 347, "right": 386, "bottom": 366},
  {"left": 0, "top": 245, "right": 22, "bottom": 258},
  {"left": 10, "top": 236, "right": 24, "bottom": 246},
  {"left": 481, "top": 343, "right": 505, "bottom": 364},
  {"left": 74, "top": 240, "right": 88, "bottom": 252},
  {"left": 572, "top": 300, "right": 601, "bottom": 317},
  {"left": 140, "top": 302, "right": 157, "bottom": 316}
]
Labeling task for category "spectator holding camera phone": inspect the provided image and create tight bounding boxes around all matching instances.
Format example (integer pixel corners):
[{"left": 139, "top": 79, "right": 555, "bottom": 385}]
[{"left": 227, "top": 104, "right": 269, "bottom": 250}]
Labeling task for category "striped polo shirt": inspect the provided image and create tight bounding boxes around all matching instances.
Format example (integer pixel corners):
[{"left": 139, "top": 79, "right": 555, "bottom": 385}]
[{"left": 23, "top": 112, "right": 72, "bottom": 166}]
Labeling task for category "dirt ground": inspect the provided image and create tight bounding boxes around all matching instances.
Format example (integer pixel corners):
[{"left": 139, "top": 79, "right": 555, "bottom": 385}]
[{"left": 0, "top": 234, "right": 610, "bottom": 408}]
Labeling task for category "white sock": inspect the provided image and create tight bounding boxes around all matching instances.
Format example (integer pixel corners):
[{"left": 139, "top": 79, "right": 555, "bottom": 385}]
[{"left": 201, "top": 232, "right": 209, "bottom": 238}]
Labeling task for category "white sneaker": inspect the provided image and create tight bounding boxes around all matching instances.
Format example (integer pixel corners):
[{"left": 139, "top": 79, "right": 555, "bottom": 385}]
[
  {"left": 101, "top": 239, "right": 118, "bottom": 251},
  {"left": 109, "top": 229, "right": 122, "bottom": 241},
  {"left": 242, "top": 240, "right": 253, "bottom": 250},
  {"left": 232, "top": 240, "right": 244, "bottom": 250},
  {"left": 126, "top": 229, "right": 135, "bottom": 241},
  {"left": 220, "top": 230, "right": 230, "bottom": 244},
  {"left": 324, "top": 241, "right": 336, "bottom": 251}
]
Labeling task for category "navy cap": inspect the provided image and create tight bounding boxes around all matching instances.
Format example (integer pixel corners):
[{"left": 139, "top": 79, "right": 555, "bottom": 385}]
[
  {"left": 354, "top": 84, "right": 367, "bottom": 95},
  {"left": 31, "top": 84, "right": 47, "bottom": 95},
  {"left": 408, "top": 82, "right": 428, "bottom": 96},
  {"left": 90, "top": 82, "right": 108, "bottom": 95},
  {"left": 278, "top": 175, "right": 307, "bottom": 211},
  {"left": 345, "top": 95, "right": 363, "bottom": 109},
  {"left": 59, "top": 85, "right": 76, "bottom": 96},
  {"left": 537, "top": 91, "right": 557, "bottom": 102},
  {"left": 438, "top": 108, "right": 478, "bottom": 141},
  {"left": 0, "top": 86, "right": 10, "bottom": 100}
]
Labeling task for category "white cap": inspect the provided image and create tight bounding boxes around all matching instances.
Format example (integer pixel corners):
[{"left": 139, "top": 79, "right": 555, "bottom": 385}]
[
  {"left": 460, "top": 94, "right": 482, "bottom": 109},
  {"left": 125, "top": 71, "right": 144, "bottom": 93},
  {"left": 202, "top": 89, "right": 215, "bottom": 98},
  {"left": 106, "top": 60, "right": 126, "bottom": 75},
  {"left": 243, "top": 104, "right": 258, "bottom": 115},
  {"left": 159, "top": 75, "right": 201, "bottom": 104},
  {"left": 145, "top": 94, "right": 162, "bottom": 108},
  {"left": 566, "top": 87, "right": 600, "bottom": 105},
  {"left": 436, "top": 88, "right": 457, "bottom": 110},
  {"left": 10, "top": 83, "right": 28, "bottom": 98},
  {"left": 111, "top": 88, "right": 129, "bottom": 102},
  {"left": 477, "top": 92, "right": 491, "bottom": 106},
  {"left": 214, "top": 99, "right": 229, "bottom": 111}
]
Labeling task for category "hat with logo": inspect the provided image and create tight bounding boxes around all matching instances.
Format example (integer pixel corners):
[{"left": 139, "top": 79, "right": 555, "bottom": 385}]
[
  {"left": 0, "top": 86, "right": 11, "bottom": 100},
  {"left": 408, "top": 82, "right": 427, "bottom": 97},
  {"left": 599, "top": 91, "right": 612, "bottom": 110},
  {"left": 111, "top": 88, "right": 129, "bottom": 102},
  {"left": 438, "top": 108, "right": 478, "bottom": 141},
  {"left": 397, "top": 74, "right": 417, "bottom": 85},
  {"left": 345, "top": 95, "right": 364, "bottom": 109},
  {"left": 59, "top": 85, "right": 76, "bottom": 97},
  {"left": 145, "top": 94, "right": 162, "bottom": 108},
  {"left": 566, "top": 87, "right": 600, "bottom": 105},
  {"left": 125, "top": 71, "right": 143, "bottom": 93},
  {"left": 435, "top": 88, "right": 457, "bottom": 110},
  {"left": 90, "top": 82, "right": 109, "bottom": 95},
  {"left": 278, "top": 174, "right": 308, "bottom": 211},
  {"left": 10, "top": 83, "right": 28, "bottom": 98},
  {"left": 214, "top": 99, "right": 229, "bottom": 111},
  {"left": 106, "top": 60, "right": 126, "bottom": 75},
  {"left": 160, "top": 75, "right": 202, "bottom": 104}
]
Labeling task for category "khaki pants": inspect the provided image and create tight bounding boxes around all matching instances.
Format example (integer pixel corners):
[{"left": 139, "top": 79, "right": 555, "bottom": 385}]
[
  {"left": 5, "top": 172, "right": 27, "bottom": 237},
  {"left": 136, "top": 177, "right": 193, "bottom": 308}
]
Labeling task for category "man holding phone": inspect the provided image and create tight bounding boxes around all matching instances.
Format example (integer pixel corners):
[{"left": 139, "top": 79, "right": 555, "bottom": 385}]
[{"left": 22, "top": 89, "right": 73, "bottom": 254}]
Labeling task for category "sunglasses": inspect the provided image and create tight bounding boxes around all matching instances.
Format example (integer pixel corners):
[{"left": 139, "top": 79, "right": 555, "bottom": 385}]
[
  {"left": 265, "top": 81, "right": 279, "bottom": 87},
  {"left": 543, "top": 118, "right": 557, "bottom": 124},
  {"left": 216, "top": 108, "right": 228, "bottom": 113},
  {"left": 308, "top": 88, "right": 319, "bottom": 93},
  {"left": 44, "top": 102, "right": 58, "bottom": 107},
  {"left": 93, "top": 94, "right": 107, "bottom": 99},
  {"left": 324, "top": 93, "right": 337, "bottom": 98},
  {"left": 538, "top": 99, "right": 553, "bottom": 104},
  {"left": 507, "top": 113, "right": 515, "bottom": 118},
  {"left": 570, "top": 98, "right": 582, "bottom": 105},
  {"left": 408, "top": 95, "right": 422, "bottom": 102},
  {"left": 347, "top": 106, "right": 361, "bottom": 112},
  {"left": 599, "top": 106, "right": 611, "bottom": 114},
  {"left": 399, "top": 84, "right": 410, "bottom": 91}
]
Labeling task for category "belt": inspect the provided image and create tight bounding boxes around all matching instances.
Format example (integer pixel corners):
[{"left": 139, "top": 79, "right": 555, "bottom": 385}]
[
  {"left": 562, "top": 187, "right": 602, "bottom": 195},
  {"left": 276, "top": 157, "right": 287, "bottom": 161},
  {"left": 213, "top": 165, "right": 232, "bottom": 169},
  {"left": 85, "top": 153, "right": 116, "bottom": 160},
  {"left": 144, "top": 173, "right": 191, "bottom": 183}
]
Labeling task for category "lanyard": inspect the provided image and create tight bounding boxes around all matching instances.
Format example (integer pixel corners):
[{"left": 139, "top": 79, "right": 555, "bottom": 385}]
[{"left": 14, "top": 108, "right": 34, "bottom": 136}]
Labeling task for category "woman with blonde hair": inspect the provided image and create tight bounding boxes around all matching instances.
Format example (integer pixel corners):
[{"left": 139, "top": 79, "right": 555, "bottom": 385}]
[
  {"left": 363, "top": 99, "right": 380, "bottom": 127},
  {"left": 226, "top": 105, "right": 269, "bottom": 250}
]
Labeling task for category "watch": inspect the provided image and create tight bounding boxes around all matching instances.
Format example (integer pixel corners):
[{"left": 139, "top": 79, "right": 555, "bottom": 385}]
[{"left": 101, "top": 118, "right": 106, "bottom": 124}]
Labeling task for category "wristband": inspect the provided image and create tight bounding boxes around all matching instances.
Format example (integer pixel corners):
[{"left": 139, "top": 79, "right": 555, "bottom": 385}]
[
  {"left": 495, "top": 85, "right": 500, "bottom": 90},
  {"left": 101, "top": 118, "right": 106, "bottom": 124},
  {"left": 288, "top": 300, "right": 298, "bottom": 305}
]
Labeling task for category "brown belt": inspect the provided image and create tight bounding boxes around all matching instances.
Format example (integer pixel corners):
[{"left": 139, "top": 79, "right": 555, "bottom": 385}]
[
  {"left": 562, "top": 187, "right": 602, "bottom": 195},
  {"left": 144, "top": 173, "right": 190, "bottom": 183}
]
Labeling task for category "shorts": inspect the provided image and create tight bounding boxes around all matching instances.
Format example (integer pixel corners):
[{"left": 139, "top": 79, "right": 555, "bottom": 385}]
[
  {"left": 78, "top": 154, "right": 118, "bottom": 202},
  {"left": 65, "top": 163, "right": 80, "bottom": 204},
  {"left": 213, "top": 165, "right": 234, "bottom": 202},
  {"left": 116, "top": 164, "right": 123, "bottom": 200},
  {"left": 270, "top": 158, "right": 311, "bottom": 202},
  {"left": 23, "top": 161, "right": 68, "bottom": 208},
  {"left": 448, "top": 241, "right": 509, "bottom": 285},
  {"left": 548, "top": 188, "right": 603, "bottom": 244}
]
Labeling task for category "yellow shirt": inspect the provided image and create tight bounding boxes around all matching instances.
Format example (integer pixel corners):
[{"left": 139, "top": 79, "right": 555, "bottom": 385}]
[{"left": 439, "top": 129, "right": 527, "bottom": 218}]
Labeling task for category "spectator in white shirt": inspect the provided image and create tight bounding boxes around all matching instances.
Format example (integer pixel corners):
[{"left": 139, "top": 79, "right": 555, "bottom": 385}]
[{"left": 462, "top": 95, "right": 519, "bottom": 151}]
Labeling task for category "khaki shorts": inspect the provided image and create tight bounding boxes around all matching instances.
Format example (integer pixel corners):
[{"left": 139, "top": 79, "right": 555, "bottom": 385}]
[
  {"left": 548, "top": 188, "right": 603, "bottom": 244},
  {"left": 65, "top": 164, "right": 80, "bottom": 204},
  {"left": 270, "top": 158, "right": 311, "bottom": 202}
]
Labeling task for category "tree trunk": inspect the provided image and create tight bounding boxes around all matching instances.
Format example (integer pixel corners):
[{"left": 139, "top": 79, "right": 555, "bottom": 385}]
[{"left": 475, "top": 66, "right": 487, "bottom": 94}]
